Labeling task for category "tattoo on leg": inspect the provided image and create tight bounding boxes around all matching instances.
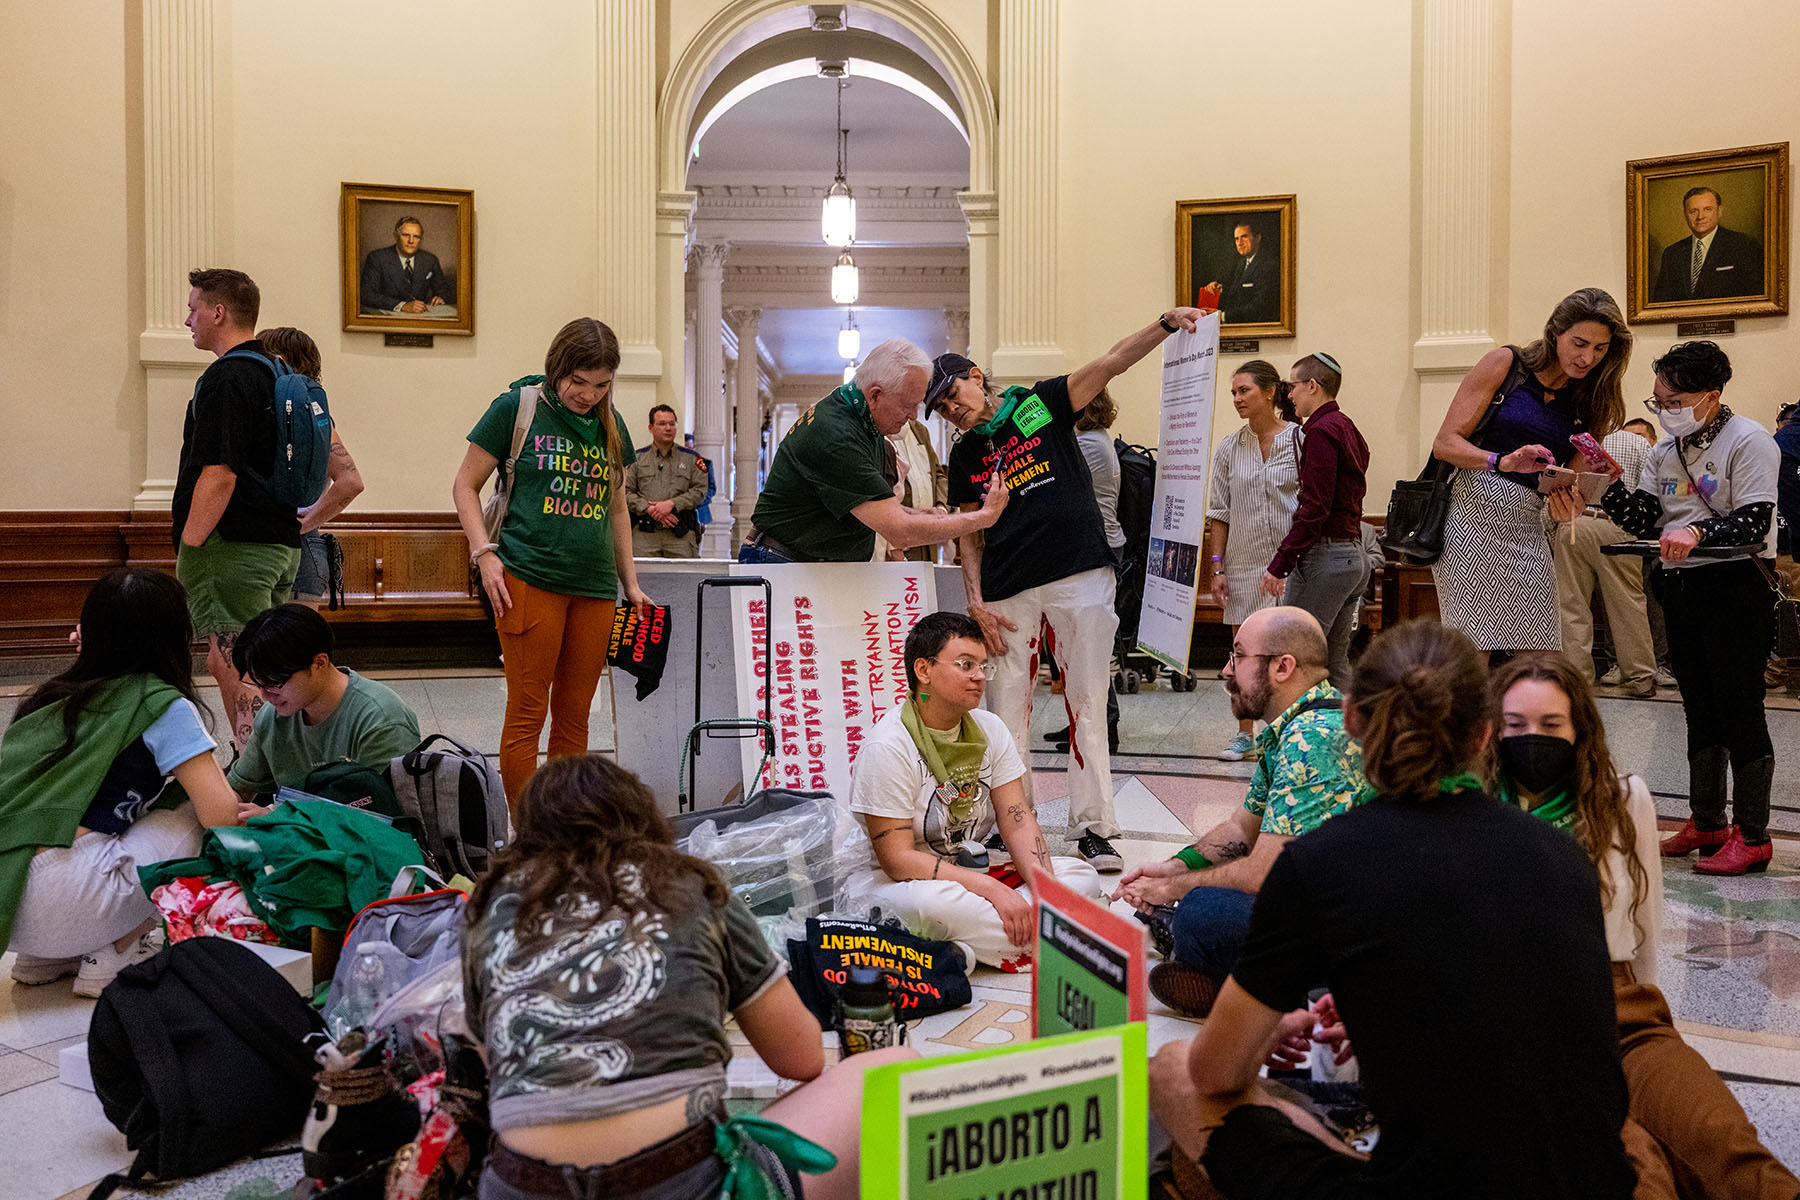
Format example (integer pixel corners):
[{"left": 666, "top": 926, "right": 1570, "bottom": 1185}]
[{"left": 685, "top": 1078, "right": 726, "bottom": 1126}]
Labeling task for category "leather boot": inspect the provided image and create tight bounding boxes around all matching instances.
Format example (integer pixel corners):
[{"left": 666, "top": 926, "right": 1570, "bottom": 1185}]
[
  {"left": 1694, "top": 828, "right": 1774, "bottom": 875},
  {"left": 1729, "top": 754, "right": 1775, "bottom": 845},
  {"left": 1667, "top": 746, "right": 1731, "bottom": 856}
]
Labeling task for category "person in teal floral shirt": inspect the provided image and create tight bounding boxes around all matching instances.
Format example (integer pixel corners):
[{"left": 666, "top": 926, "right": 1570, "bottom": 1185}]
[{"left": 1114, "top": 607, "right": 1366, "bottom": 1017}]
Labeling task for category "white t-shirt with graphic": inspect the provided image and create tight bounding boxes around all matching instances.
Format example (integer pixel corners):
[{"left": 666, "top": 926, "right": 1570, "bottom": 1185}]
[
  {"left": 846, "top": 706, "right": 1025, "bottom": 866},
  {"left": 1643, "top": 413, "right": 1780, "bottom": 567}
]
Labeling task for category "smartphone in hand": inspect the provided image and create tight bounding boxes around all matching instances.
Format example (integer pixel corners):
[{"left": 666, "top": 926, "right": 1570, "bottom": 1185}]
[{"left": 1569, "top": 432, "right": 1620, "bottom": 475}]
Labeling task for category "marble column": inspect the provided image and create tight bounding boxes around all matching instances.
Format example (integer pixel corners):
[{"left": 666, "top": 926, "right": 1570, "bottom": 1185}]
[
  {"left": 1412, "top": 0, "right": 1502, "bottom": 458},
  {"left": 690, "top": 242, "right": 730, "bottom": 558},
  {"left": 943, "top": 306, "right": 971, "bottom": 357},
  {"left": 728, "top": 307, "right": 763, "bottom": 555},
  {"left": 656, "top": 190, "right": 697, "bottom": 423},
  {"left": 988, "top": 0, "right": 1061, "bottom": 385},
  {"left": 137, "top": 0, "right": 219, "bottom": 510},
  {"left": 594, "top": 0, "right": 660, "bottom": 388}
]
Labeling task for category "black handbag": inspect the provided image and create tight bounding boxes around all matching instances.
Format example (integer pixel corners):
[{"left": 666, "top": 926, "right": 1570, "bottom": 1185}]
[{"left": 1382, "top": 350, "right": 1522, "bottom": 564}]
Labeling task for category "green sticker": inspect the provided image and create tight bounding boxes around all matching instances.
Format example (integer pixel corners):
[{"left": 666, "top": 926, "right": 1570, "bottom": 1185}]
[{"left": 1012, "top": 394, "right": 1052, "bottom": 435}]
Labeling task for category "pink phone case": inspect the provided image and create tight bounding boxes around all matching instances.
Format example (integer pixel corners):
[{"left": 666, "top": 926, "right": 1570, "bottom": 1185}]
[{"left": 1569, "top": 432, "right": 1619, "bottom": 473}]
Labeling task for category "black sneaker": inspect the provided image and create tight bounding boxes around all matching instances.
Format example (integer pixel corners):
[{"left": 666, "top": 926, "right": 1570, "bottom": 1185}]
[
  {"left": 1041, "top": 726, "right": 1071, "bottom": 744},
  {"left": 1133, "top": 905, "right": 1176, "bottom": 958},
  {"left": 1076, "top": 833, "right": 1124, "bottom": 873}
]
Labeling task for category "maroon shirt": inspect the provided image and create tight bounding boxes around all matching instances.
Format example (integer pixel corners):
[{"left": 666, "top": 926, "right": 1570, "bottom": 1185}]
[{"left": 1267, "top": 399, "right": 1370, "bottom": 578}]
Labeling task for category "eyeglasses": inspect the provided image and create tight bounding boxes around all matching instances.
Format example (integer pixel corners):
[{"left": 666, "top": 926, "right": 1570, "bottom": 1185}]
[
  {"left": 1642, "top": 393, "right": 1699, "bottom": 414},
  {"left": 931, "top": 656, "right": 997, "bottom": 678},
  {"left": 1225, "top": 649, "right": 1276, "bottom": 667}
]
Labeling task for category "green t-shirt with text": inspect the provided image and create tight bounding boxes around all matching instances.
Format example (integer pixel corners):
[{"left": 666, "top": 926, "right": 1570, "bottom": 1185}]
[
  {"left": 226, "top": 670, "right": 422, "bottom": 796},
  {"left": 469, "top": 379, "right": 635, "bottom": 598},
  {"left": 749, "top": 392, "right": 893, "bottom": 561}
]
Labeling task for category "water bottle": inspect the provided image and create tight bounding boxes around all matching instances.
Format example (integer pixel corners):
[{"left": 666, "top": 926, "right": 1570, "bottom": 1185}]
[
  {"left": 837, "top": 965, "right": 899, "bottom": 1057},
  {"left": 330, "top": 941, "right": 408, "bottom": 1039}
]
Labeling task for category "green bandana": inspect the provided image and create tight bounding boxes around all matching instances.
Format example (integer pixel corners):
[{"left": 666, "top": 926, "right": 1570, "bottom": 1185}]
[
  {"left": 714, "top": 1115, "right": 837, "bottom": 1199},
  {"left": 972, "top": 385, "right": 1032, "bottom": 437},
  {"left": 900, "top": 699, "right": 988, "bottom": 828},
  {"left": 1502, "top": 779, "right": 1577, "bottom": 832},
  {"left": 833, "top": 381, "right": 877, "bottom": 434},
  {"left": 1357, "top": 771, "right": 1487, "bottom": 804}
]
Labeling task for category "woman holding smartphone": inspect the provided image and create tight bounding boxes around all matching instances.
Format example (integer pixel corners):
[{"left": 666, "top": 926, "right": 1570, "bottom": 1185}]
[{"left": 1430, "top": 288, "right": 1632, "bottom": 661}]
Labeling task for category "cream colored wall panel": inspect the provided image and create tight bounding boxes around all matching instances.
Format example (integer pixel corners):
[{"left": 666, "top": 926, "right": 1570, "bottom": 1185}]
[
  {"left": 223, "top": 0, "right": 601, "bottom": 512},
  {"left": 0, "top": 5, "right": 143, "bottom": 510},
  {"left": 1057, "top": 0, "right": 1416, "bottom": 499},
  {"left": 1508, "top": 0, "right": 1797, "bottom": 429}
]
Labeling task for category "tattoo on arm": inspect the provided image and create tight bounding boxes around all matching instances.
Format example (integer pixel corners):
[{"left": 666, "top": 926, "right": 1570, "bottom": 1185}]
[
  {"left": 1202, "top": 838, "right": 1251, "bottom": 864},
  {"left": 1031, "top": 834, "right": 1052, "bottom": 871},
  {"left": 871, "top": 826, "right": 914, "bottom": 842},
  {"left": 1005, "top": 801, "right": 1028, "bottom": 825}
]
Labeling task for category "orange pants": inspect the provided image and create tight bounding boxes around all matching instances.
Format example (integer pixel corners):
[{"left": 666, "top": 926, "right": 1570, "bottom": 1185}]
[
  {"left": 1614, "top": 962, "right": 1799, "bottom": 1200},
  {"left": 494, "top": 568, "right": 615, "bottom": 806}
]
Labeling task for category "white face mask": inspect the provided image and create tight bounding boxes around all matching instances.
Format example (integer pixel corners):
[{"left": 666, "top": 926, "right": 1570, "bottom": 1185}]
[{"left": 1657, "top": 404, "right": 1706, "bottom": 438}]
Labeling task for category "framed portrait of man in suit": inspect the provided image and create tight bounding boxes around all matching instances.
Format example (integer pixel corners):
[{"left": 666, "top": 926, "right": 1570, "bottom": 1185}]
[
  {"left": 340, "top": 183, "right": 475, "bottom": 336},
  {"left": 1626, "top": 143, "right": 1787, "bottom": 324},
  {"left": 1176, "top": 195, "right": 1296, "bottom": 338}
]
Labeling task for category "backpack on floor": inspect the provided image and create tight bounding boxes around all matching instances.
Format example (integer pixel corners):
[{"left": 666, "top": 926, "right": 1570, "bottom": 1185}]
[
  {"left": 221, "top": 348, "right": 334, "bottom": 509},
  {"left": 88, "top": 937, "right": 324, "bottom": 1181},
  {"left": 388, "top": 735, "right": 510, "bottom": 880}
]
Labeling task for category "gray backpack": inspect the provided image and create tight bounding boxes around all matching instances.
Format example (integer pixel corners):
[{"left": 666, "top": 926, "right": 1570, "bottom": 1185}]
[{"left": 388, "top": 735, "right": 510, "bottom": 879}]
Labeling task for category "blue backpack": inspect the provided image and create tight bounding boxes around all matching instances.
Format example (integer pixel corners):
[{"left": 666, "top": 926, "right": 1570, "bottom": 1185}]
[{"left": 222, "top": 348, "right": 333, "bottom": 509}]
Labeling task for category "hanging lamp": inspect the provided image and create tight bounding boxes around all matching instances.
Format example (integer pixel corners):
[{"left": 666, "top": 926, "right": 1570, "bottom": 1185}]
[
  {"left": 821, "top": 78, "right": 855, "bottom": 247},
  {"left": 838, "top": 310, "right": 860, "bottom": 360},
  {"left": 831, "top": 250, "right": 859, "bottom": 303}
]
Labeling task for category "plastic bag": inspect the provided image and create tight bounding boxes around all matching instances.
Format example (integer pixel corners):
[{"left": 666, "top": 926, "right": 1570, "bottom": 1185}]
[{"left": 680, "top": 792, "right": 846, "bottom": 927}]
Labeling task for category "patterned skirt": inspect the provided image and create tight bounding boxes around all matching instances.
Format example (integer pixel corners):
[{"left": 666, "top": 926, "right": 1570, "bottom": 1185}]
[{"left": 1432, "top": 468, "right": 1561, "bottom": 651}]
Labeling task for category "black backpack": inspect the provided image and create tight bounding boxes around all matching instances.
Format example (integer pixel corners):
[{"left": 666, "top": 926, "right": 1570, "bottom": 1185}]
[
  {"left": 88, "top": 937, "right": 324, "bottom": 1181},
  {"left": 388, "top": 735, "right": 511, "bottom": 879}
]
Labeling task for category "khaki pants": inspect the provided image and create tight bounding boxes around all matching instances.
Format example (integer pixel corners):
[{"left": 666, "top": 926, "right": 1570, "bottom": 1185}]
[
  {"left": 631, "top": 525, "right": 699, "bottom": 558},
  {"left": 1555, "top": 515, "right": 1656, "bottom": 686}
]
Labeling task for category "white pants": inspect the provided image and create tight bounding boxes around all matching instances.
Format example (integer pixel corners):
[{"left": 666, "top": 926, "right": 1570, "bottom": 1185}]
[
  {"left": 845, "top": 856, "right": 1104, "bottom": 971},
  {"left": 8, "top": 807, "right": 202, "bottom": 959},
  {"left": 984, "top": 568, "right": 1120, "bottom": 837}
]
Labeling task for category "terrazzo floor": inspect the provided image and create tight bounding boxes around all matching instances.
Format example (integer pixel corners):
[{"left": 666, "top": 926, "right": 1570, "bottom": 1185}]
[{"left": 0, "top": 666, "right": 1795, "bottom": 1197}]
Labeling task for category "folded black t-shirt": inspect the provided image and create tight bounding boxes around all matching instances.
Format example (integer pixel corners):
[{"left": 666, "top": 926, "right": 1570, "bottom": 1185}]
[
  {"left": 1220, "top": 790, "right": 1634, "bottom": 1199},
  {"left": 945, "top": 375, "right": 1112, "bottom": 603},
  {"left": 172, "top": 341, "right": 301, "bottom": 548}
]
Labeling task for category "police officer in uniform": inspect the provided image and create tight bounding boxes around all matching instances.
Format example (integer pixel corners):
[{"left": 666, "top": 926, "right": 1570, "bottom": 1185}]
[{"left": 624, "top": 404, "right": 709, "bottom": 558}]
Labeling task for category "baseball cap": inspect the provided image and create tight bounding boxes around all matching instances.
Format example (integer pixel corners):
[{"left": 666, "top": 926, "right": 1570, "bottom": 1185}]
[{"left": 925, "top": 352, "right": 977, "bottom": 410}]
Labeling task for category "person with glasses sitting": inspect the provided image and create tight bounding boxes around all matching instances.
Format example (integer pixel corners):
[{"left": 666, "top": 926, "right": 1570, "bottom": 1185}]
[
  {"left": 843, "top": 612, "right": 1103, "bottom": 972},
  {"left": 1601, "top": 340, "right": 1782, "bottom": 875},
  {"left": 1113, "top": 607, "right": 1365, "bottom": 1017}
]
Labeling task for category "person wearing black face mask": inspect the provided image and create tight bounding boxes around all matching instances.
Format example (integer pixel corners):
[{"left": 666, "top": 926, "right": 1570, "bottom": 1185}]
[{"left": 1488, "top": 654, "right": 1798, "bottom": 1200}]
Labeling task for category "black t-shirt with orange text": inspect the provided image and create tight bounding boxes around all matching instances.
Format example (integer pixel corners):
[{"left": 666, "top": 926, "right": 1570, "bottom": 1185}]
[{"left": 946, "top": 375, "right": 1112, "bottom": 602}]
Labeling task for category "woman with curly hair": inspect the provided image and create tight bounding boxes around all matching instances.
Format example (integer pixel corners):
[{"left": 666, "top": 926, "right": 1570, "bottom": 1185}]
[
  {"left": 463, "top": 755, "right": 906, "bottom": 1200},
  {"left": 1487, "top": 654, "right": 1797, "bottom": 1199}
]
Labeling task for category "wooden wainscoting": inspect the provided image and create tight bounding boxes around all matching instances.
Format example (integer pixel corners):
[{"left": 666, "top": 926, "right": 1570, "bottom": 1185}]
[{"left": 0, "top": 511, "right": 486, "bottom": 657}]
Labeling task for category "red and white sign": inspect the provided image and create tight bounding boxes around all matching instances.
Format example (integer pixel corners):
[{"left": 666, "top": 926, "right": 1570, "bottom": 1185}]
[{"left": 730, "top": 562, "right": 936, "bottom": 795}]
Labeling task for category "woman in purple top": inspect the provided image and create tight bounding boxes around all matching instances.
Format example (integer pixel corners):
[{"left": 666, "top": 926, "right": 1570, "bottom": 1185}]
[{"left": 1430, "top": 288, "right": 1632, "bottom": 658}]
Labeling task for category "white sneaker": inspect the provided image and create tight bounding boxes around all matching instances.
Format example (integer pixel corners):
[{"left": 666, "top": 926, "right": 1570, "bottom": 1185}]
[
  {"left": 1598, "top": 667, "right": 1623, "bottom": 686},
  {"left": 74, "top": 928, "right": 165, "bottom": 999},
  {"left": 11, "top": 954, "right": 80, "bottom": 986},
  {"left": 1219, "top": 731, "right": 1258, "bottom": 761}
]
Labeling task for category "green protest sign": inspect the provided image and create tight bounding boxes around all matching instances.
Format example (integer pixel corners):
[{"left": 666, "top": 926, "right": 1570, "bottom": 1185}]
[
  {"left": 1032, "top": 872, "right": 1148, "bottom": 1038},
  {"left": 860, "top": 1023, "right": 1148, "bottom": 1200}
]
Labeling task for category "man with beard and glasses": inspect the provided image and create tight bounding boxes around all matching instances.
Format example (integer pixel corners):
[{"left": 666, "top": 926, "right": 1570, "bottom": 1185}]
[{"left": 1113, "top": 607, "right": 1365, "bottom": 1017}]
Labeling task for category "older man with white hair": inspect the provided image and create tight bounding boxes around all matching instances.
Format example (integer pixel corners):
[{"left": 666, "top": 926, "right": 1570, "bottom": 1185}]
[{"left": 742, "top": 338, "right": 1009, "bottom": 563}]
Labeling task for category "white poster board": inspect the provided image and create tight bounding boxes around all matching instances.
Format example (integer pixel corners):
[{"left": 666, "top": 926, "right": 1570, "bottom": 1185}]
[
  {"left": 1135, "top": 314, "right": 1220, "bottom": 671},
  {"left": 730, "top": 561, "right": 936, "bottom": 795}
]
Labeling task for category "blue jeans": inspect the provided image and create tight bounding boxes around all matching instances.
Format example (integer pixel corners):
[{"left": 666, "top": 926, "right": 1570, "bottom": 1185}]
[
  {"left": 1170, "top": 885, "right": 1256, "bottom": 978},
  {"left": 737, "top": 541, "right": 795, "bottom": 565}
]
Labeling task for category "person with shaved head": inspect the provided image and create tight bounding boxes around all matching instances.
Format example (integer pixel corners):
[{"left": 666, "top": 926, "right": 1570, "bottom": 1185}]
[{"left": 1114, "top": 606, "right": 1366, "bottom": 1017}]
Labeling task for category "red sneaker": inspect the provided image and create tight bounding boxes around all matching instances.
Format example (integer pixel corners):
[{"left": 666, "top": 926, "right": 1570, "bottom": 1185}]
[
  {"left": 1693, "top": 829, "right": 1774, "bottom": 876},
  {"left": 1660, "top": 819, "right": 1732, "bottom": 858}
]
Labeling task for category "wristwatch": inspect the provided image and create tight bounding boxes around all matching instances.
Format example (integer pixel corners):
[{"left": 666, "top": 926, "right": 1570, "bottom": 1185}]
[{"left": 1158, "top": 315, "right": 1178, "bottom": 334}]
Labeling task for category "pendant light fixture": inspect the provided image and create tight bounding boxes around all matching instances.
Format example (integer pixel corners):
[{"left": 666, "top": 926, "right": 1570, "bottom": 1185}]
[
  {"left": 830, "top": 250, "right": 859, "bottom": 303},
  {"left": 838, "top": 310, "right": 860, "bottom": 360},
  {"left": 821, "top": 77, "right": 855, "bottom": 247}
]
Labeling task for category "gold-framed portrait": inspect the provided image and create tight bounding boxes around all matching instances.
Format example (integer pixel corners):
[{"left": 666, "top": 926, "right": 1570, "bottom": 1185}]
[
  {"left": 340, "top": 182, "right": 475, "bottom": 336},
  {"left": 1176, "top": 195, "right": 1296, "bottom": 338},
  {"left": 1625, "top": 143, "right": 1787, "bottom": 324}
]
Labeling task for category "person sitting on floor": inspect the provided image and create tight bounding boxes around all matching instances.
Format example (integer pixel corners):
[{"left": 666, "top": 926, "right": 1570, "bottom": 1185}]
[
  {"left": 227, "top": 603, "right": 420, "bottom": 811},
  {"left": 0, "top": 569, "right": 242, "bottom": 997},
  {"left": 1114, "top": 606, "right": 1364, "bottom": 1016},
  {"left": 464, "top": 755, "right": 909, "bottom": 1200},
  {"left": 1147, "top": 619, "right": 1635, "bottom": 1199},
  {"left": 844, "top": 610, "right": 1104, "bottom": 972}
]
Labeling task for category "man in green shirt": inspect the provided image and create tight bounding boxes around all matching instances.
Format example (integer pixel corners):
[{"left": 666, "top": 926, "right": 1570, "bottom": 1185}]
[
  {"left": 227, "top": 604, "right": 420, "bottom": 807},
  {"left": 1114, "top": 607, "right": 1366, "bottom": 1016},
  {"left": 743, "top": 337, "right": 1008, "bottom": 563}
]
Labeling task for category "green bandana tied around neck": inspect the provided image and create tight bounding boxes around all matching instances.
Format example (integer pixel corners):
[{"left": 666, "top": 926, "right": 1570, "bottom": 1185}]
[
  {"left": 833, "top": 381, "right": 876, "bottom": 431},
  {"left": 1357, "top": 772, "right": 1487, "bottom": 805},
  {"left": 900, "top": 698, "right": 988, "bottom": 828},
  {"left": 1502, "top": 779, "right": 1577, "bottom": 832},
  {"left": 972, "top": 385, "right": 1033, "bottom": 438}
]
